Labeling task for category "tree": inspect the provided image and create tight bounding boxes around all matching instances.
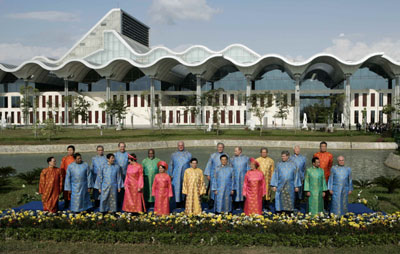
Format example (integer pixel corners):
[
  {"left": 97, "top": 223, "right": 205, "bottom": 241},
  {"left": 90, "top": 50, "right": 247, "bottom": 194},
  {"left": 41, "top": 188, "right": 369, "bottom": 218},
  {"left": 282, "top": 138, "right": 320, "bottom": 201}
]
[
  {"left": 201, "top": 88, "right": 226, "bottom": 135},
  {"left": 99, "top": 99, "right": 128, "bottom": 128},
  {"left": 248, "top": 92, "right": 272, "bottom": 136},
  {"left": 273, "top": 92, "right": 290, "bottom": 127},
  {"left": 19, "top": 85, "right": 39, "bottom": 126},
  {"left": 73, "top": 96, "right": 91, "bottom": 126},
  {"left": 41, "top": 118, "right": 57, "bottom": 141},
  {"left": 303, "top": 102, "right": 323, "bottom": 130},
  {"left": 383, "top": 104, "right": 396, "bottom": 128}
]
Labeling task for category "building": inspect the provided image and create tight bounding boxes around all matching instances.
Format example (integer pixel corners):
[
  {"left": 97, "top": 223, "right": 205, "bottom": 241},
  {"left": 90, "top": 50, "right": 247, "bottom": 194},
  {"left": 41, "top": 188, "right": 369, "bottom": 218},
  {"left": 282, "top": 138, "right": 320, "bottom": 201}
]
[{"left": 0, "top": 9, "right": 399, "bottom": 128}]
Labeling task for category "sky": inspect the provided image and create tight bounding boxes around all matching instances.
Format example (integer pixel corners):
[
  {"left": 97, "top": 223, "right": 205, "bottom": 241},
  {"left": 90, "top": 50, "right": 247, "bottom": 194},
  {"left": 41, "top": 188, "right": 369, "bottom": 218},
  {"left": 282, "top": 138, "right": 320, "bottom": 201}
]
[{"left": 1, "top": 0, "right": 400, "bottom": 64}]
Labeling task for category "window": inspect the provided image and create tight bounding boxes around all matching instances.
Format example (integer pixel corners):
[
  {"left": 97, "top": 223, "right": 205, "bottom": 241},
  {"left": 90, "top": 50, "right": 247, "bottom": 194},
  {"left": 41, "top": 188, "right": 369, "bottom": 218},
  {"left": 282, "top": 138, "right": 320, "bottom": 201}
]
[
  {"left": 126, "top": 95, "right": 131, "bottom": 107},
  {"left": 11, "top": 96, "right": 20, "bottom": 108},
  {"left": 55, "top": 95, "right": 59, "bottom": 107},
  {"left": 162, "top": 110, "right": 166, "bottom": 123},
  {"left": 184, "top": 110, "right": 188, "bottom": 123},
  {"left": 62, "top": 96, "right": 65, "bottom": 107},
  {"left": 379, "top": 93, "right": 384, "bottom": 106},
  {"left": 221, "top": 110, "right": 225, "bottom": 124},
  {"left": 42, "top": 96, "right": 46, "bottom": 108},
  {"left": 42, "top": 112, "right": 46, "bottom": 121},
  {"left": 362, "top": 93, "right": 367, "bottom": 107},
  {"left": 354, "top": 110, "right": 359, "bottom": 124},
  {"left": 371, "top": 110, "right": 375, "bottom": 123},
  {"left": 236, "top": 110, "right": 241, "bottom": 124},
  {"left": 230, "top": 94, "right": 234, "bottom": 106},
  {"left": 176, "top": 110, "right": 180, "bottom": 123},
  {"left": 95, "top": 111, "right": 99, "bottom": 123},
  {"left": 148, "top": 94, "right": 151, "bottom": 107},
  {"left": 169, "top": 111, "right": 173, "bottom": 123},
  {"left": 371, "top": 93, "right": 375, "bottom": 107},
  {"left": 354, "top": 93, "right": 359, "bottom": 107},
  {"left": 0, "top": 96, "right": 8, "bottom": 108},
  {"left": 55, "top": 112, "right": 59, "bottom": 123},
  {"left": 113, "top": 95, "right": 117, "bottom": 102},
  {"left": 379, "top": 110, "right": 383, "bottom": 123},
  {"left": 102, "top": 111, "right": 106, "bottom": 124},
  {"left": 140, "top": 95, "right": 145, "bottom": 107},
  {"left": 388, "top": 93, "right": 392, "bottom": 105},
  {"left": 291, "top": 93, "right": 295, "bottom": 106},
  {"left": 222, "top": 94, "right": 227, "bottom": 106},
  {"left": 155, "top": 95, "right": 159, "bottom": 107},
  {"left": 206, "top": 110, "right": 210, "bottom": 124},
  {"left": 134, "top": 95, "right": 138, "bottom": 107},
  {"left": 88, "top": 111, "right": 92, "bottom": 124},
  {"left": 48, "top": 96, "right": 52, "bottom": 107}
]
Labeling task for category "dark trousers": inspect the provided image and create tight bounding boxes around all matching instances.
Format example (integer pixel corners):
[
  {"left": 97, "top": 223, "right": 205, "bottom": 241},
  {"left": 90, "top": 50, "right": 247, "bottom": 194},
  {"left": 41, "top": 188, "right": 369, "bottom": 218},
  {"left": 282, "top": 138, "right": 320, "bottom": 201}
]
[{"left": 233, "top": 201, "right": 244, "bottom": 210}]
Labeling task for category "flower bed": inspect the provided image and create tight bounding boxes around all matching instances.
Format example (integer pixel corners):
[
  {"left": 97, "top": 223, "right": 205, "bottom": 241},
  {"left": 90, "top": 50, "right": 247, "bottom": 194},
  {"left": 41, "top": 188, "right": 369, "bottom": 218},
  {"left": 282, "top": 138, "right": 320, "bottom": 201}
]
[{"left": 1, "top": 210, "right": 400, "bottom": 246}]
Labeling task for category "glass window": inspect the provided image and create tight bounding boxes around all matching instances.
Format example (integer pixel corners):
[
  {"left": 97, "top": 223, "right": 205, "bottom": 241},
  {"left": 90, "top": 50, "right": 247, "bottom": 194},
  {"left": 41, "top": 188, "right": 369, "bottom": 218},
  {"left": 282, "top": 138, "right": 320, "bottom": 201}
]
[
  {"left": 354, "top": 110, "right": 359, "bottom": 124},
  {"left": 11, "top": 96, "right": 20, "bottom": 108},
  {"left": 379, "top": 93, "right": 384, "bottom": 107},
  {"left": 0, "top": 96, "right": 8, "bottom": 108}
]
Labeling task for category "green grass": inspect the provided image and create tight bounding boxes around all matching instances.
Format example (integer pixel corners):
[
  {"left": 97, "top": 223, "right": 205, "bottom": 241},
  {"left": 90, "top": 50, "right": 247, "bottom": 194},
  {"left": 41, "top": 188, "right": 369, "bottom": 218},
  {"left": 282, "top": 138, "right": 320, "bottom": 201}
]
[
  {"left": 0, "top": 240, "right": 399, "bottom": 254},
  {"left": 0, "top": 128, "right": 391, "bottom": 145},
  {"left": 0, "top": 177, "right": 39, "bottom": 210}
]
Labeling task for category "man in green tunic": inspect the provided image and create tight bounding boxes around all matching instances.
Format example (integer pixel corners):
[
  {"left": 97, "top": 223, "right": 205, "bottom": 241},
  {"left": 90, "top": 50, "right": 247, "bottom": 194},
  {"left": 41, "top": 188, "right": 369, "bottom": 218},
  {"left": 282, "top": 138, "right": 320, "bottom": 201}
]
[
  {"left": 304, "top": 157, "right": 327, "bottom": 215},
  {"left": 142, "top": 149, "right": 160, "bottom": 209}
]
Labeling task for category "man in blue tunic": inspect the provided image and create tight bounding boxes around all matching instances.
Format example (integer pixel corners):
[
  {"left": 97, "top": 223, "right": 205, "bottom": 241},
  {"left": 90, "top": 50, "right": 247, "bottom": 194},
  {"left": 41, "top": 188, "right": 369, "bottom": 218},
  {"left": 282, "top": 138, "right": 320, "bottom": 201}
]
[
  {"left": 230, "top": 146, "right": 249, "bottom": 210},
  {"left": 271, "top": 150, "right": 301, "bottom": 214},
  {"left": 204, "top": 142, "right": 229, "bottom": 209},
  {"left": 94, "top": 153, "right": 123, "bottom": 213},
  {"left": 169, "top": 141, "right": 192, "bottom": 208},
  {"left": 290, "top": 145, "right": 307, "bottom": 209},
  {"left": 114, "top": 142, "right": 129, "bottom": 208},
  {"left": 328, "top": 156, "right": 353, "bottom": 216},
  {"left": 91, "top": 145, "right": 107, "bottom": 207},
  {"left": 212, "top": 155, "right": 236, "bottom": 214},
  {"left": 64, "top": 153, "right": 93, "bottom": 212}
]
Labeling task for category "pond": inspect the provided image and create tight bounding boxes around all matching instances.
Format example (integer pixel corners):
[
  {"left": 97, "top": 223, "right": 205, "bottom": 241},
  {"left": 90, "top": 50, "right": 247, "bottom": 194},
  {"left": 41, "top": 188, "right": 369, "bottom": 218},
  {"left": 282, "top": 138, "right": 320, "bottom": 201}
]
[{"left": 0, "top": 147, "right": 398, "bottom": 181}]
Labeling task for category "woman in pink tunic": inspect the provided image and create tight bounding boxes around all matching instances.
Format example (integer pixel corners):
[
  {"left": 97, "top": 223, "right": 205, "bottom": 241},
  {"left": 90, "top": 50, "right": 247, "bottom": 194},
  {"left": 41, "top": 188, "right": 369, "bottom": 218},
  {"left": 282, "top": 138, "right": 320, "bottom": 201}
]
[
  {"left": 152, "top": 161, "right": 173, "bottom": 215},
  {"left": 243, "top": 158, "right": 266, "bottom": 215},
  {"left": 122, "top": 153, "right": 146, "bottom": 213}
]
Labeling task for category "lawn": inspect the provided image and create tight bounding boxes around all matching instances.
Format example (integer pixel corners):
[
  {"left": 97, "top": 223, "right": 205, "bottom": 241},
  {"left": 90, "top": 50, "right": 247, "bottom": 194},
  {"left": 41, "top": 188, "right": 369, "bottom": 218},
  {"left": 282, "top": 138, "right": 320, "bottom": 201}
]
[{"left": 0, "top": 128, "right": 392, "bottom": 145}]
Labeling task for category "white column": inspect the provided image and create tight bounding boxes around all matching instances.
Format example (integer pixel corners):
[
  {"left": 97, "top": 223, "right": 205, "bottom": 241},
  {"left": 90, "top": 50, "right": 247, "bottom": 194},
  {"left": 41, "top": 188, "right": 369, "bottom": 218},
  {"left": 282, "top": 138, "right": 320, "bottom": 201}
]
[
  {"left": 64, "top": 79, "right": 69, "bottom": 126},
  {"left": 245, "top": 75, "right": 252, "bottom": 123},
  {"left": 196, "top": 74, "right": 202, "bottom": 125},
  {"left": 395, "top": 75, "right": 400, "bottom": 121},
  {"left": 23, "top": 80, "right": 28, "bottom": 125},
  {"left": 150, "top": 77, "right": 155, "bottom": 128},
  {"left": 344, "top": 73, "right": 351, "bottom": 129},
  {"left": 294, "top": 73, "right": 301, "bottom": 129},
  {"left": 106, "top": 78, "right": 111, "bottom": 126}
]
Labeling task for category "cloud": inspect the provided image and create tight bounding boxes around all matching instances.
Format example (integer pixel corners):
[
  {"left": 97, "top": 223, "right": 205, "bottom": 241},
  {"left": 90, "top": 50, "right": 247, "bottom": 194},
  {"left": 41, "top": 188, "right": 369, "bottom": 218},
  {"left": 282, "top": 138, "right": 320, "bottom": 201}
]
[
  {"left": 149, "top": 0, "right": 219, "bottom": 25},
  {"left": 323, "top": 37, "right": 400, "bottom": 61},
  {"left": 7, "top": 11, "right": 80, "bottom": 22},
  {"left": 0, "top": 43, "right": 68, "bottom": 65}
]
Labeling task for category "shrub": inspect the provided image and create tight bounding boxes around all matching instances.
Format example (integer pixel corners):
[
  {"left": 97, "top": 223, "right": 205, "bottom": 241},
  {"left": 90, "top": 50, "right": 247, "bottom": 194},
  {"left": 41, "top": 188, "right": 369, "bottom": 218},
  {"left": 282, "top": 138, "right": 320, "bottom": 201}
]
[
  {"left": 0, "top": 166, "right": 16, "bottom": 187},
  {"left": 16, "top": 168, "right": 42, "bottom": 185},
  {"left": 373, "top": 176, "right": 400, "bottom": 193},
  {"left": 353, "top": 179, "right": 373, "bottom": 188}
]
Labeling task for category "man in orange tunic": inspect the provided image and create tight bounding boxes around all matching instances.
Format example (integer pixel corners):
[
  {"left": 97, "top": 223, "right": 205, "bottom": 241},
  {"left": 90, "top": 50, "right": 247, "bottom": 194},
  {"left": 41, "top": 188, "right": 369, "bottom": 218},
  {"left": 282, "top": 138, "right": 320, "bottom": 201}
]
[
  {"left": 39, "top": 157, "right": 64, "bottom": 213},
  {"left": 313, "top": 141, "right": 333, "bottom": 209},
  {"left": 60, "top": 145, "right": 75, "bottom": 209}
]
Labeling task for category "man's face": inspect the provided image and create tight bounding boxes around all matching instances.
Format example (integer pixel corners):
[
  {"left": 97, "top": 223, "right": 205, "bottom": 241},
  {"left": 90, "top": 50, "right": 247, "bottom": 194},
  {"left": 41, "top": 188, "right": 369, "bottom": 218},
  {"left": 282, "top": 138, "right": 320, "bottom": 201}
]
[
  {"left": 234, "top": 147, "right": 241, "bottom": 156},
  {"left": 49, "top": 158, "right": 56, "bottom": 167},
  {"left": 148, "top": 150, "right": 154, "bottom": 159},
  {"left": 313, "top": 159, "right": 320, "bottom": 168},
  {"left": 261, "top": 149, "right": 268, "bottom": 158},
  {"left": 178, "top": 142, "right": 184, "bottom": 151},
  {"left": 190, "top": 161, "right": 198, "bottom": 169},
  {"left": 281, "top": 154, "right": 288, "bottom": 162},
  {"left": 294, "top": 146, "right": 300, "bottom": 155},
  {"left": 220, "top": 156, "right": 227, "bottom": 166},
  {"left": 320, "top": 144, "right": 327, "bottom": 152},
  {"left": 217, "top": 144, "right": 224, "bottom": 153},
  {"left": 108, "top": 156, "right": 115, "bottom": 164},
  {"left": 338, "top": 157, "right": 345, "bottom": 166},
  {"left": 75, "top": 156, "right": 82, "bottom": 164},
  {"left": 119, "top": 143, "right": 126, "bottom": 153},
  {"left": 67, "top": 148, "right": 74, "bottom": 156},
  {"left": 97, "top": 147, "right": 104, "bottom": 156}
]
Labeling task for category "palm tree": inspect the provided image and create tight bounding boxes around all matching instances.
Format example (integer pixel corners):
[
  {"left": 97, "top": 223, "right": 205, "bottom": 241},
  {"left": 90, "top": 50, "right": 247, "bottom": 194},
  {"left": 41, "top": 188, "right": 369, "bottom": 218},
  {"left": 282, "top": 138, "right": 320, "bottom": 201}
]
[{"left": 373, "top": 176, "right": 400, "bottom": 193}]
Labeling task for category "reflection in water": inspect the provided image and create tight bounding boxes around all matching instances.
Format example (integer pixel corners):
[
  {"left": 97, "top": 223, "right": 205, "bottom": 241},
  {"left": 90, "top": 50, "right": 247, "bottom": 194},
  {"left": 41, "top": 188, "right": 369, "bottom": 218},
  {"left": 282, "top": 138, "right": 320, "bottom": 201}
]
[{"left": 0, "top": 147, "right": 398, "bottom": 180}]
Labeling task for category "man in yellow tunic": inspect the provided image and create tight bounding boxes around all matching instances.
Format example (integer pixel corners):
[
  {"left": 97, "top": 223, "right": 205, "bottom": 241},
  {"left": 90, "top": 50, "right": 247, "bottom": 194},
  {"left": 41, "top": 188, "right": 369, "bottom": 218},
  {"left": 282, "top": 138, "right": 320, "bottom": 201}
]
[
  {"left": 256, "top": 147, "right": 275, "bottom": 210},
  {"left": 182, "top": 158, "right": 206, "bottom": 215}
]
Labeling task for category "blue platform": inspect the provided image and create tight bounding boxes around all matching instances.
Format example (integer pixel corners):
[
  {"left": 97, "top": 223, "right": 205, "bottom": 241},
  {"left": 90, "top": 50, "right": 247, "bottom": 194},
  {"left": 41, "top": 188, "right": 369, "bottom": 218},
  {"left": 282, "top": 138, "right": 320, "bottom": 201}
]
[{"left": 12, "top": 201, "right": 375, "bottom": 215}]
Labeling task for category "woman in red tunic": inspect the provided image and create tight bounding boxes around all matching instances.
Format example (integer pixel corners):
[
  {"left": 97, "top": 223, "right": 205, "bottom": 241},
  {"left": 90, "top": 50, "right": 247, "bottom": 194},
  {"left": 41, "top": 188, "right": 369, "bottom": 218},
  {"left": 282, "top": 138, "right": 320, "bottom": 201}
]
[
  {"left": 39, "top": 157, "right": 64, "bottom": 213},
  {"left": 243, "top": 158, "right": 266, "bottom": 215},
  {"left": 122, "top": 153, "right": 146, "bottom": 213},
  {"left": 152, "top": 161, "right": 173, "bottom": 215}
]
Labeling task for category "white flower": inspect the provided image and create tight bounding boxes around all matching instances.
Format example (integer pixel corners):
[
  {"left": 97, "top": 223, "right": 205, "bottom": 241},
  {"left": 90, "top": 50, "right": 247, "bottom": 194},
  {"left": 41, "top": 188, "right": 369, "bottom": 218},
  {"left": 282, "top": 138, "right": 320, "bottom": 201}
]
[{"left": 22, "top": 184, "right": 25, "bottom": 188}]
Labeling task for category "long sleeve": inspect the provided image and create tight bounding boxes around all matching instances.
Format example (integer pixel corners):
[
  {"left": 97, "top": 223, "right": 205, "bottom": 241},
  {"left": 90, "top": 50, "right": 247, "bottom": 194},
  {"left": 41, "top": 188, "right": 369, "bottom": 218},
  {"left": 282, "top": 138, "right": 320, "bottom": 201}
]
[
  {"left": 151, "top": 175, "right": 158, "bottom": 197},
  {"left": 199, "top": 173, "right": 206, "bottom": 195},
  {"left": 348, "top": 168, "right": 353, "bottom": 191},
  {"left": 270, "top": 167, "right": 278, "bottom": 187},
  {"left": 322, "top": 172, "right": 328, "bottom": 191},
  {"left": 117, "top": 166, "right": 123, "bottom": 189},
  {"left": 294, "top": 166, "right": 301, "bottom": 188},
  {"left": 270, "top": 160, "right": 275, "bottom": 178},
  {"left": 39, "top": 169, "right": 46, "bottom": 194},
  {"left": 231, "top": 168, "right": 236, "bottom": 192},
  {"left": 182, "top": 171, "right": 188, "bottom": 195},
  {"left": 138, "top": 165, "right": 144, "bottom": 189},
  {"left": 327, "top": 168, "right": 334, "bottom": 191},
  {"left": 64, "top": 167, "right": 72, "bottom": 191},
  {"left": 242, "top": 173, "right": 248, "bottom": 197},
  {"left": 261, "top": 172, "right": 266, "bottom": 196},
  {"left": 168, "top": 177, "right": 173, "bottom": 198},
  {"left": 87, "top": 164, "right": 93, "bottom": 188},
  {"left": 59, "top": 169, "right": 64, "bottom": 191},
  {"left": 304, "top": 169, "right": 310, "bottom": 192},
  {"left": 211, "top": 169, "right": 217, "bottom": 191},
  {"left": 204, "top": 156, "right": 213, "bottom": 176},
  {"left": 94, "top": 165, "right": 103, "bottom": 190},
  {"left": 168, "top": 155, "right": 174, "bottom": 177}
]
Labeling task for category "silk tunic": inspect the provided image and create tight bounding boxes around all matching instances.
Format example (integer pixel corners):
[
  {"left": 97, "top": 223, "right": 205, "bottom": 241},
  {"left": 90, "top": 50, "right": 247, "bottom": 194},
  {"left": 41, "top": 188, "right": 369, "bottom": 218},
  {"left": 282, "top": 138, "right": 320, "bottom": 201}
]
[
  {"left": 204, "top": 152, "right": 229, "bottom": 200},
  {"left": 256, "top": 157, "right": 275, "bottom": 200},
  {"left": 182, "top": 167, "right": 206, "bottom": 215},
  {"left": 152, "top": 173, "right": 173, "bottom": 215},
  {"left": 64, "top": 162, "right": 93, "bottom": 212},
  {"left": 211, "top": 164, "right": 236, "bottom": 213},
  {"left": 90, "top": 155, "right": 107, "bottom": 200},
  {"left": 243, "top": 169, "right": 266, "bottom": 215},
  {"left": 123, "top": 163, "right": 146, "bottom": 213},
  {"left": 94, "top": 163, "right": 123, "bottom": 212},
  {"left": 270, "top": 160, "right": 301, "bottom": 212},
  {"left": 142, "top": 157, "right": 161, "bottom": 203},
  {"left": 328, "top": 165, "right": 353, "bottom": 216},
  {"left": 169, "top": 150, "right": 192, "bottom": 202},
  {"left": 39, "top": 167, "right": 63, "bottom": 213},
  {"left": 313, "top": 152, "right": 333, "bottom": 183},
  {"left": 231, "top": 154, "right": 250, "bottom": 202},
  {"left": 290, "top": 154, "right": 307, "bottom": 199},
  {"left": 60, "top": 155, "right": 74, "bottom": 201},
  {"left": 114, "top": 151, "right": 129, "bottom": 180},
  {"left": 304, "top": 166, "right": 327, "bottom": 215}
]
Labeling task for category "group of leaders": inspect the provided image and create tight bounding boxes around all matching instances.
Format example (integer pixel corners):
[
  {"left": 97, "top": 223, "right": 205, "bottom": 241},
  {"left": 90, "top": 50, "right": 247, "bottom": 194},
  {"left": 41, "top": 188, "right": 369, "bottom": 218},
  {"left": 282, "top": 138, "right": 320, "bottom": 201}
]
[{"left": 38, "top": 141, "right": 353, "bottom": 216}]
